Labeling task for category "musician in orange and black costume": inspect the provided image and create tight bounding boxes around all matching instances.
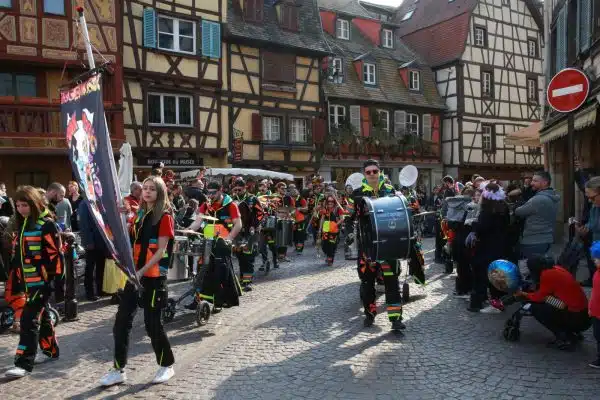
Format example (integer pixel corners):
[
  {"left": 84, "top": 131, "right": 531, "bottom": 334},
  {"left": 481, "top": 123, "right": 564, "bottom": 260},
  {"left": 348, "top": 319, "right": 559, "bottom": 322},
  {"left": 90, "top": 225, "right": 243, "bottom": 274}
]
[
  {"left": 257, "top": 181, "right": 278, "bottom": 271},
  {"left": 274, "top": 182, "right": 294, "bottom": 261},
  {"left": 318, "top": 195, "right": 347, "bottom": 266},
  {"left": 291, "top": 186, "right": 309, "bottom": 254},
  {"left": 308, "top": 177, "right": 324, "bottom": 244},
  {"left": 231, "top": 179, "right": 263, "bottom": 291},
  {"left": 351, "top": 159, "right": 406, "bottom": 332}
]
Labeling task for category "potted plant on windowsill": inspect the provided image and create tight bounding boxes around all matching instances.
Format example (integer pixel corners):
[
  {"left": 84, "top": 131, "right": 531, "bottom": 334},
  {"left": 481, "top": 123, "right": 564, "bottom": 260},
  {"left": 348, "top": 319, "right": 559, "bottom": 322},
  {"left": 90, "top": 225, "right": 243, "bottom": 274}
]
[{"left": 333, "top": 119, "right": 357, "bottom": 154}]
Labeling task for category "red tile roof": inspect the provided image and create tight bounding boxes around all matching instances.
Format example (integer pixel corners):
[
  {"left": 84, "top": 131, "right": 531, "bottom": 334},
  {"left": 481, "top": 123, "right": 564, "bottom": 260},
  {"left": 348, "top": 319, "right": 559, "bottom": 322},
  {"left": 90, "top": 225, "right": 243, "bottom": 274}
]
[{"left": 400, "top": 12, "right": 471, "bottom": 67}]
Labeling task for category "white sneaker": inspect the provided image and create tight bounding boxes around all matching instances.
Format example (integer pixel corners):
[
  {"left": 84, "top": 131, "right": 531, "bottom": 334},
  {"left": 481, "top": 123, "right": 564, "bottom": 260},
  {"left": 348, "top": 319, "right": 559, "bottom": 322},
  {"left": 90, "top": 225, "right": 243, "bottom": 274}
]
[
  {"left": 99, "top": 368, "right": 126, "bottom": 387},
  {"left": 5, "top": 366, "right": 29, "bottom": 378},
  {"left": 152, "top": 366, "right": 174, "bottom": 384},
  {"left": 480, "top": 305, "right": 502, "bottom": 314},
  {"left": 34, "top": 353, "right": 56, "bottom": 364}
]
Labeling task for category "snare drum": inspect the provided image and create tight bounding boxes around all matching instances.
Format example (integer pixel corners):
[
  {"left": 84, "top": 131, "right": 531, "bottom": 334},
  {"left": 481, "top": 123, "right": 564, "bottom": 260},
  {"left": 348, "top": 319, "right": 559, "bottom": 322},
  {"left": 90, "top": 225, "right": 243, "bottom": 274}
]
[
  {"left": 172, "top": 236, "right": 189, "bottom": 255},
  {"left": 202, "top": 238, "right": 214, "bottom": 266},
  {"left": 264, "top": 215, "right": 277, "bottom": 231}
]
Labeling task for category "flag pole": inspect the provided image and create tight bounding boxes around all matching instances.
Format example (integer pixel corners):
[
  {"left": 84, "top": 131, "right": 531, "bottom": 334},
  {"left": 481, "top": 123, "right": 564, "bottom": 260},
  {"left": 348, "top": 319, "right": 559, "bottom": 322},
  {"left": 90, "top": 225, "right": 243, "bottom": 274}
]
[{"left": 76, "top": 6, "right": 96, "bottom": 70}]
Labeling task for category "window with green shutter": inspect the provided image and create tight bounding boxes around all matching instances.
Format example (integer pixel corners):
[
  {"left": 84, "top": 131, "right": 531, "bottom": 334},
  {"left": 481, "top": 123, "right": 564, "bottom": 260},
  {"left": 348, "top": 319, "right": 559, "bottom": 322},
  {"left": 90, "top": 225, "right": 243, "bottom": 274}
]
[
  {"left": 201, "top": 20, "right": 221, "bottom": 59},
  {"left": 579, "top": 0, "right": 592, "bottom": 52},
  {"left": 556, "top": 5, "right": 567, "bottom": 72},
  {"left": 143, "top": 8, "right": 157, "bottom": 49}
]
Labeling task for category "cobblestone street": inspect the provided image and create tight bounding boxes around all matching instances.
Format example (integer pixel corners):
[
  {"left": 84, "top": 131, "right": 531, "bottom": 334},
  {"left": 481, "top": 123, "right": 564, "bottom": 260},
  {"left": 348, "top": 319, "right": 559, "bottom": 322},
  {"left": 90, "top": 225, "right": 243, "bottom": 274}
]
[{"left": 1, "top": 238, "right": 598, "bottom": 399}]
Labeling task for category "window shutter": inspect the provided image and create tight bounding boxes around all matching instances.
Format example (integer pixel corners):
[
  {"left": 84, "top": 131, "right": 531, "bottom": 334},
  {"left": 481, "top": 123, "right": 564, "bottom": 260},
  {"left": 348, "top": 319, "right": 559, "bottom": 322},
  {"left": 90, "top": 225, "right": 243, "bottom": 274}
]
[
  {"left": 282, "top": 56, "right": 296, "bottom": 83},
  {"left": 580, "top": 0, "right": 592, "bottom": 52},
  {"left": 556, "top": 6, "right": 567, "bottom": 71},
  {"left": 336, "top": 19, "right": 341, "bottom": 36},
  {"left": 143, "top": 8, "right": 156, "bottom": 49},
  {"left": 202, "top": 21, "right": 221, "bottom": 58},
  {"left": 394, "top": 110, "right": 406, "bottom": 136},
  {"left": 422, "top": 114, "right": 432, "bottom": 141},
  {"left": 312, "top": 118, "right": 326, "bottom": 144},
  {"left": 251, "top": 113, "right": 262, "bottom": 141},
  {"left": 349, "top": 105, "right": 361, "bottom": 134}
]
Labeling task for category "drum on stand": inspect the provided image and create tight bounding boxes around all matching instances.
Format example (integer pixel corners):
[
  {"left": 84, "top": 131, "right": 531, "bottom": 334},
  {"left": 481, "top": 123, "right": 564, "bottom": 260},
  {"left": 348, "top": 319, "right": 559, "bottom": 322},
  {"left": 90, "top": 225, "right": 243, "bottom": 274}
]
[
  {"left": 357, "top": 196, "right": 413, "bottom": 261},
  {"left": 169, "top": 236, "right": 190, "bottom": 281},
  {"left": 276, "top": 219, "right": 294, "bottom": 247}
]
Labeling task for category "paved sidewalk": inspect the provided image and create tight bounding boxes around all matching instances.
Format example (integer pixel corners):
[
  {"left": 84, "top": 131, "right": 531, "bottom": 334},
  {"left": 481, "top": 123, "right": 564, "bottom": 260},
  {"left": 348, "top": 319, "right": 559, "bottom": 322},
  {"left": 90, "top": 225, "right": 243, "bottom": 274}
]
[{"left": 0, "top": 239, "right": 598, "bottom": 399}]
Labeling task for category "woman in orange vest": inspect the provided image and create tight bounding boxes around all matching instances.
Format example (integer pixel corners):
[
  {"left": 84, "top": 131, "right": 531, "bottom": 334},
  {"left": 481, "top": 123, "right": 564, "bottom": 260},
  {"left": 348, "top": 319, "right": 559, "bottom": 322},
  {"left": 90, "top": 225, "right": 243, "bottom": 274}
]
[
  {"left": 318, "top": 195, "right": 347, "bottom": 266},
  {"left": 100, "top": 176, "right": 175, "bottom": 387}
]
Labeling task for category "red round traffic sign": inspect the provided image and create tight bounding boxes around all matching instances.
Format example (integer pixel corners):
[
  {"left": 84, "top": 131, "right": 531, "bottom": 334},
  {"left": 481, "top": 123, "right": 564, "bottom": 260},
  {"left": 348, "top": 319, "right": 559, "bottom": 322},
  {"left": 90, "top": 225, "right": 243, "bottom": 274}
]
[{"left": 547, "top": 68, "right": 590, "bottom": 113}]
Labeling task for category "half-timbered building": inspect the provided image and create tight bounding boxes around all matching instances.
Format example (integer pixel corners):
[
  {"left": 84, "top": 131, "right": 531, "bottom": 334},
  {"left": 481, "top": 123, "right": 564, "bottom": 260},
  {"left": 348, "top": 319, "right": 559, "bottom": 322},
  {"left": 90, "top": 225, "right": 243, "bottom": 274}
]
[
  {"left": 224, "top": 0, "right": 329, "bottom": 184},
  {"left": 122, "top": 0, "right": 226, "bottom": 176},
  {"left": 0, "top": 0, "right": 123, "bottom": 192},
  {"left": 395, "top": 0, "right": 545, "bottom": 182},
  {"left": 541, "top": 0, "right": 600, "bottom": 235},
  {"left": 318, "top": 0, "right": 447, "bottom": 191}
]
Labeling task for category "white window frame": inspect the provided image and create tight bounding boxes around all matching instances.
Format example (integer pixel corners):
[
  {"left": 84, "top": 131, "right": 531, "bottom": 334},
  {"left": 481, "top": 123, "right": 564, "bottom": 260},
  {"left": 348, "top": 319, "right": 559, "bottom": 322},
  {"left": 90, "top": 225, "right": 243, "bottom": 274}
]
[
  {"left": 329, "top": 105, "right": 346, "bottom": 129},
  {"left": 349, "top": 105, "right": 361, "bottom": 134},
  {"left": 383, "top": 29, "right": 393, "bottom": 48},
  {"left": 337, "top": 19, "right": 349, "bottom": 40},
  {"left": 376, "top": 110, "right": 389, "bottom": 132},
  {"left": 290, "top": 118, "right": 308, "bottom": 144},
  {"left": 407, "top": 113, "right": 419, "bottom": 136},
  {"left": 409, "top": 70, "right": 420, "bottom": 91},
  {"left": 148, "top": 93, "right": 193, "bottom": 127},
  {"left": 474, "top": 27, "right": 486, "bottom": 47},
  {"left": 527, "top": 78, "right": 537, "bottom": 102},
  {"left": 401, "top": 10, "right": 414, "bottom": 21},
  {"left": 363, "top": 63, "right": 376, "bottom": 85},
  {"left": 482, "top": 125, "right": 493, "bottom": 151},
  {"left": 482, "top": 71, "right": 492, "bottom": 96},
  {"left": 527, "top": 39, "right": 537, "bottom": 57},
  {"left": 331, "top": 57, "right": 343, "bottom": 83},
  {"left": 262, "top": 116, "right": 281, "bottom": 142},
  {"left": 157, "top": 15, "right": 196, "bottom": 55}
]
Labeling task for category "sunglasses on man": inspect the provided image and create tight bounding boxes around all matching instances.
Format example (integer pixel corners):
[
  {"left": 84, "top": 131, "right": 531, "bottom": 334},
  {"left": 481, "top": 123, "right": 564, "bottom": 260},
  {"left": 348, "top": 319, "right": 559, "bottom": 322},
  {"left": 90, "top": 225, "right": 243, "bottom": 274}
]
[{"left": 365, "top": 169, "right": 379, "bottom": 176}]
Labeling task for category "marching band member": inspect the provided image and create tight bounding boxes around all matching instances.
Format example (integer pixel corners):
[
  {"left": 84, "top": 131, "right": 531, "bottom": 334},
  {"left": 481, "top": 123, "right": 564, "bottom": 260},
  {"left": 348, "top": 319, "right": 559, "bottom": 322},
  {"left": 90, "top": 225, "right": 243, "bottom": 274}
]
[
  {"left": 257, "top": 190, "right": 278, "bottom": 271},
  {"left": 184, "top": 182, "right": 242, "bottom": 310},
  {"left": 351, "top": 159, "right": 406, "bottom": 332},
  {"left": 274, "top": 182, "right": 294, "bottom": 262},
  {"left": 6, "top": 186, "right": 63, "bottom": 379},
  {"left": 100, "top": 176, "right": 175, "bottom": 386},
  {"left": 291, "top": 186, "right": 309, "bottom": 254},
  {"left": 318, "top": 195, "right": 347, "bottom": 266},
  {"left": 309, "top": 178, "right": 324, "bottom": 245},
  {"left": 232, "top": 179, "right": 263, "bottom": 291}
]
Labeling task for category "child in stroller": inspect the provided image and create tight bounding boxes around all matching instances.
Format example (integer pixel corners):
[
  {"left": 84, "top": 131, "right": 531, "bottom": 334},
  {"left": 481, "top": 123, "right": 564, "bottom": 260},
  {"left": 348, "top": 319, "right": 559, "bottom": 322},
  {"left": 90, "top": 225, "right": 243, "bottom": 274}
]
[{"left": 500, "top": 256, "right": 591, "bottom": 350}]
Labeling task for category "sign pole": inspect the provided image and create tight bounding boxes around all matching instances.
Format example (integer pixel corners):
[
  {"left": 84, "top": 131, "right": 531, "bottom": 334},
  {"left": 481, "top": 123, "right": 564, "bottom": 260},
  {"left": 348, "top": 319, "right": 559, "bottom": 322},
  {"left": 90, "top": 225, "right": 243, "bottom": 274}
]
[{"left": 567, "top": 114, "right": 575, "bottom": 221}]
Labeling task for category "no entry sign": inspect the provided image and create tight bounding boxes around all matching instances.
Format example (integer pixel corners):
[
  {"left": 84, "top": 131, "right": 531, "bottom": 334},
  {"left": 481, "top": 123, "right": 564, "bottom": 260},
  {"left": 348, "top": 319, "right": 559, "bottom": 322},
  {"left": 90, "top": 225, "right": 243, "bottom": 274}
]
[{"left": 547, "top": 68, "right": 590, "bottom": 113}]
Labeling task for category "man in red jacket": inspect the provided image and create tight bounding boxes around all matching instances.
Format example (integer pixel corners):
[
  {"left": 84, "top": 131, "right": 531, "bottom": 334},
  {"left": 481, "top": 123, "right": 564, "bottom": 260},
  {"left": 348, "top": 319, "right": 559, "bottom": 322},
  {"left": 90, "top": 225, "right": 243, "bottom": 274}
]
[{"left": 515, "top": 256, "right": 591, "bottom": 350}]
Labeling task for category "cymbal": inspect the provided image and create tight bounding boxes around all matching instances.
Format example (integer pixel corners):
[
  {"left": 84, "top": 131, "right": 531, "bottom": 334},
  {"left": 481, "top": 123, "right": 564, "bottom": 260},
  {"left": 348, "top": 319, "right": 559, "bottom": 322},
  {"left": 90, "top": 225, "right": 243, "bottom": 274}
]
[{"left": 197, "top": 214, "right": 219, "bottom": 221}]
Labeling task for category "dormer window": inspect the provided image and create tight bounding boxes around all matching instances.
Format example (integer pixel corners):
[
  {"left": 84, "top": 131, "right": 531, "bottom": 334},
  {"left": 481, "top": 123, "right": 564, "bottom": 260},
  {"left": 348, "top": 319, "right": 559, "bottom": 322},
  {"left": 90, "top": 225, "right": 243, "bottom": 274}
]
[
  {"left": 363, "top": 63, "right": 376, "bottom": 85},
  {"left": 383, "top": 29, "right": 393, "bottom": 48},
  {"left": 280, "top": 3, "right": 298, "bottom": 31},
  {"left": 409, "top": 70, "right": 420, "bottom": 90},
  {"left": 330, "top": 57, "right": 343, "bottom": 83},
  {"left": 401, "top": 9, "right": 414, "bottom": 21},
  {"left": 336, "top": 19, "right": 349, "bottom": 40},
  {"left": 244, "top": 0, "right": 264, "bottom": 23}
]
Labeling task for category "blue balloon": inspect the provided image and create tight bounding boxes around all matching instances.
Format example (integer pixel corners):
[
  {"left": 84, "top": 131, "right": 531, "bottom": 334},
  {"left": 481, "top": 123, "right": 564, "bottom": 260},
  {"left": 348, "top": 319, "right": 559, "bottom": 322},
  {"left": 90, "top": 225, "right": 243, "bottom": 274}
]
[{"left": 488, "top": 259, "right": 520, "bottom": 293}]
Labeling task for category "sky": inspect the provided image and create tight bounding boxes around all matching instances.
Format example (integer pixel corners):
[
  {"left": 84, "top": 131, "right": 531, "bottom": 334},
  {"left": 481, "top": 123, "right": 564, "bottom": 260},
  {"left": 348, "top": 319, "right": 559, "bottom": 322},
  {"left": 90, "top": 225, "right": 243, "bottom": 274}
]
[{"left": 366, "top": 0, "right": 404, "bottom": 5}]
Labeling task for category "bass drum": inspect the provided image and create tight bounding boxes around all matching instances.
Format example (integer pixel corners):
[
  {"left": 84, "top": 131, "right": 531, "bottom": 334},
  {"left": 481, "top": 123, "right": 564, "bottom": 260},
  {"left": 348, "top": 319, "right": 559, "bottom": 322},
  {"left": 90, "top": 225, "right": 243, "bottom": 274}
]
[
  {"left": 357, "top": 195, "right": 413, "bottom": 261},
  {"left": 276, "top": 219, "right": 293, "bottom": 247}
]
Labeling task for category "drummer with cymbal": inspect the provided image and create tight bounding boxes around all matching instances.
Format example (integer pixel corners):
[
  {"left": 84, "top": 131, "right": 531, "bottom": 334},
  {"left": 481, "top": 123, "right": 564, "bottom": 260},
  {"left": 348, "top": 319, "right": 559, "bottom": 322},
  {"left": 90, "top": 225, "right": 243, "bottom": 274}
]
[
  {"left": 231, "top": 179, "right": 263, "bottom": 291},
  {"left": 183, "top": 182, "right": 242, "bottom": 310},
  {"left": 351, "top": 159, "right": 406, "bottom": 332}
]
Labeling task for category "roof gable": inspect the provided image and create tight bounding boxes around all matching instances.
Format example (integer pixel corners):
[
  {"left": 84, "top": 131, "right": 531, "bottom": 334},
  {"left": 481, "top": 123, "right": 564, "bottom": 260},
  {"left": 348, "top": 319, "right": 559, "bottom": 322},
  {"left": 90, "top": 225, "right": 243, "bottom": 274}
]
[
  {"left": 395, "top": 0, "right": 478, "bottom": 37},
  {"left": 226, "top": 0, "right": 330, "bottom": 54}
]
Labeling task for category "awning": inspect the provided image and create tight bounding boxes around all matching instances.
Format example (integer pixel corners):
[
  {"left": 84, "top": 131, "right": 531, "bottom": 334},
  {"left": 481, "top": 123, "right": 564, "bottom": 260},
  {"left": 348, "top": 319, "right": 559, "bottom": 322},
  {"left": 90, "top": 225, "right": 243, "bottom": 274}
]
[
  {"left": 540, "top": 104, "right": 597, "bottom": 144},
  {"left": 504, "top": 121, "right": 541, "bottom": 147}
]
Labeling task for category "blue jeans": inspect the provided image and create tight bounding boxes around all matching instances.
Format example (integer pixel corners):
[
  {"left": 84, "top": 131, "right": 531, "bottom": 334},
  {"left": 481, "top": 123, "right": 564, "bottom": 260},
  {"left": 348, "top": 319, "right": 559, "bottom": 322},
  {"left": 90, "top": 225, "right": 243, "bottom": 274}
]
[{"left": 520, "top": 243, "right": 551, "bottom": 260}]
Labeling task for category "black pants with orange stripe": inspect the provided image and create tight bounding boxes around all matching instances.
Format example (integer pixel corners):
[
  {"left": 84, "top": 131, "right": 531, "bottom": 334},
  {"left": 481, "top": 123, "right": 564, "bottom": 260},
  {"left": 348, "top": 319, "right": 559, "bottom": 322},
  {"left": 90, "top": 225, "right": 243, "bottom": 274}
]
[
  {"left": 357, "top": 254, "right": 402, "bottom": 322},
  {"left": 14, "top": 286, "right": 59, "bottom": 372},
  {"left": 293, "top": 221, "right": 307, "bottom": 253},
  {"left": 321, "top": 232, "right": 338, "bottom": 261},
  {"left": 113, "top": 278, "right": 174, "bottom": 369}
]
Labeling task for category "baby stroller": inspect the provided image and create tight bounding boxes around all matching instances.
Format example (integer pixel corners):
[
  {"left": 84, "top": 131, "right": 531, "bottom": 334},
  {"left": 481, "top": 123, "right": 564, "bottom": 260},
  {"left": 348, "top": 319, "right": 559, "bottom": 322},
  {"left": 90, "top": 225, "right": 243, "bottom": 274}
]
[{"left": 501, "top": 295, "right": 532, "bottom": 342}]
